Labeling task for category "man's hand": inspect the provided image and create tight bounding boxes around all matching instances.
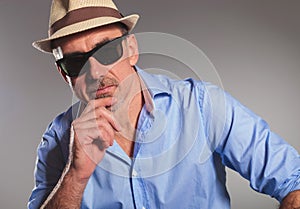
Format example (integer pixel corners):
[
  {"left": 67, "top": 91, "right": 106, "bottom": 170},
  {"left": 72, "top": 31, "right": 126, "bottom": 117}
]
[
  {"left": 280, "top": 190, "right": 300, "bottom": 209},
  {"left": 71, "top": 97, "right": 121, "bottom": 181},
  {"left": 43, "top": 98, "right": 120, "bottom": 208}
]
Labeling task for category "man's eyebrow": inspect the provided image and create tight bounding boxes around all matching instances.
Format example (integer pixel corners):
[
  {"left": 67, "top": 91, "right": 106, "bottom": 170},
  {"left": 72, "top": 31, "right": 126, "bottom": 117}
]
[
  {"left": 94, "top": 37, "right": 110, "bottom": 48},
  {"left": 63, "top": 37, "right": 110, "bottom": 57}
]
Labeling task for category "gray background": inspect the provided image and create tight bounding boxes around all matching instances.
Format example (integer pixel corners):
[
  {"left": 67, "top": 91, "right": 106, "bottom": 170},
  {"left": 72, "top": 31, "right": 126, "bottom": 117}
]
[{"left": 1, "top": 0, "right": 299, "bottom": 208}]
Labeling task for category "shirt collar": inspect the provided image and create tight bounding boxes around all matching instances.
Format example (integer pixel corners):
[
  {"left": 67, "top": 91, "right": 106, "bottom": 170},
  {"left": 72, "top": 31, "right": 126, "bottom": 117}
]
[{"left": 135, "top": 66, "right": 172, "bottom": 98}]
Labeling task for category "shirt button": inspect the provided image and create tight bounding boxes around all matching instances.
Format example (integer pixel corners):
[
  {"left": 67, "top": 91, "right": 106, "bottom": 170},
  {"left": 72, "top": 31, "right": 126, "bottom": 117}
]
[
  {"left": 132, "top": 169, "right": 138, "bottom": 177},
  {"left": 142, "top": 207, "right": 146, "bottom": 209}
]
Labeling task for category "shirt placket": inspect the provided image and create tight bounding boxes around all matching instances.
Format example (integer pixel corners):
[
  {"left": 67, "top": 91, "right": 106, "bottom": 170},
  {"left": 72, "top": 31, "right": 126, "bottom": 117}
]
[{"left": 130, "top": 107, "right": 153, "bottom": 209}]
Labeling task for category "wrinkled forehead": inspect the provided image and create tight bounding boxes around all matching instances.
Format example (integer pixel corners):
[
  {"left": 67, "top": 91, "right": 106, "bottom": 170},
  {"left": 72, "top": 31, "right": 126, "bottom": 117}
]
[{"left": 51, "top": 24, "right": 125, "bottom": 54}]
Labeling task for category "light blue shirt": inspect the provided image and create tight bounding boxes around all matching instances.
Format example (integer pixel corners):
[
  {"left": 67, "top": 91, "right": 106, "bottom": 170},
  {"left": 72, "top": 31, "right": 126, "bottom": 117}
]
[{"left": 28, "top": 67, "right": 300, "bottom": 209}]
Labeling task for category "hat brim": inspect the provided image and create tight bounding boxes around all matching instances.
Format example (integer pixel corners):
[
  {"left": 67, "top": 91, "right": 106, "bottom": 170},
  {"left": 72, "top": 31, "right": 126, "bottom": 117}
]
[{"left": 33, "top": 14, "right": 139, "bottom": 53}]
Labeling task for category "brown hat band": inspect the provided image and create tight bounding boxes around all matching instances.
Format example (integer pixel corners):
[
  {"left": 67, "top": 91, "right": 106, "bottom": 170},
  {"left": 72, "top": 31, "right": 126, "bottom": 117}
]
[{"left": 50, "top": 7, "right": 123, "bottom": 36}]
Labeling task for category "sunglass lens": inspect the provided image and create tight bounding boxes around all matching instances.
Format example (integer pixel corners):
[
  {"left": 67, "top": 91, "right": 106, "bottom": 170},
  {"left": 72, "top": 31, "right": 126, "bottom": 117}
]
[
  {"left": 94, "top": 38, "right": 124, "bottom": 65},
  {"left": 59, "top": 57, "right": 88, "bottom": 77}
]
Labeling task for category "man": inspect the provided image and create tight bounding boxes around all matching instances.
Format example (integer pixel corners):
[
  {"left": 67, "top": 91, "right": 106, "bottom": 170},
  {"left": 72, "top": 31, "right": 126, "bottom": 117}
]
[{"left": 28, "top": 0, "right": 300, "bottom": 208}]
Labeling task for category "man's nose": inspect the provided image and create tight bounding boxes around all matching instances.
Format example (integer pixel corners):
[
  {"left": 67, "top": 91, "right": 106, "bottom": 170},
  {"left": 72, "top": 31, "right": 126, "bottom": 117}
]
[{"left": 87, "top": 57, "right": 109, "bottom": 80}]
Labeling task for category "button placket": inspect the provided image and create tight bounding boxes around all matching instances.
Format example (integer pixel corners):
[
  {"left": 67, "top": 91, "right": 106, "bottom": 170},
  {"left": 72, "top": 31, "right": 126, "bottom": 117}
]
[{"left": 132, "top": 169, "right": 138, "bottom": 177}]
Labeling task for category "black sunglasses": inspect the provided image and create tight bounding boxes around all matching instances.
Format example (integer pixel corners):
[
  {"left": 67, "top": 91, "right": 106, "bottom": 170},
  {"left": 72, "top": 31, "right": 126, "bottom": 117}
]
[{"left": 53, "top": 33, "right": 128, "bottom": 77}]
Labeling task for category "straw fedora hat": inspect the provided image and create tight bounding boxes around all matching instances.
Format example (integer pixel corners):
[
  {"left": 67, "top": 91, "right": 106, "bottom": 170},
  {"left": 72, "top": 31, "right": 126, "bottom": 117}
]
[{"left": 33, "top": 0, "right": 139, "bottom": 53}]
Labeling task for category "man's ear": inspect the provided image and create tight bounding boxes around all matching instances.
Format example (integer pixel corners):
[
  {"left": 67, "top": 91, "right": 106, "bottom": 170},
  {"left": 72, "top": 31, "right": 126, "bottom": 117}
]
[{"left": 126, "top": 34, "right": 139, "bottom": 66}]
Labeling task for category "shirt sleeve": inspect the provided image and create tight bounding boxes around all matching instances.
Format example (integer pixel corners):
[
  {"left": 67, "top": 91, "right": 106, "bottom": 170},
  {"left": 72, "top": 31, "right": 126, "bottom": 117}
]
[
  {"left": 27, "top": 119, "right": 67, "bottom": 209},
  {"left": 201, "top": 82, "right": 300, "bottom": 202}
]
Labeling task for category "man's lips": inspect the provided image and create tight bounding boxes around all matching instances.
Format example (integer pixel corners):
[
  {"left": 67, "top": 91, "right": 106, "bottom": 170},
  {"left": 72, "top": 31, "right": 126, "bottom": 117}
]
[{"left": 95, "top": 85, "right": 117, "bottom": 98}]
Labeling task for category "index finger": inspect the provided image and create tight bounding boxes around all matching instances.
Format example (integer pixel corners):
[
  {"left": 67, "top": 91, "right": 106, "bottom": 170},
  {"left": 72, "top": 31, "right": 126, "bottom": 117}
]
[{"left": 82, "top": 97, "right": 117, "bottom": 115}]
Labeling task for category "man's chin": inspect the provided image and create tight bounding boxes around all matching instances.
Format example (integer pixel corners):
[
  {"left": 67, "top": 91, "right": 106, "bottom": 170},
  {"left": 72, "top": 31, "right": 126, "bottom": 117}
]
[{"left": 93, "top": 93, "right": 118, "bottom": 111}]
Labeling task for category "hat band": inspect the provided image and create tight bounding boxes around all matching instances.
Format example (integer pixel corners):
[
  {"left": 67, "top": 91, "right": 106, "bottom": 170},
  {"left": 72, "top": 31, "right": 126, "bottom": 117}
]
[{"left": 50, "top": 7, "right": 123, "bottom": 36}]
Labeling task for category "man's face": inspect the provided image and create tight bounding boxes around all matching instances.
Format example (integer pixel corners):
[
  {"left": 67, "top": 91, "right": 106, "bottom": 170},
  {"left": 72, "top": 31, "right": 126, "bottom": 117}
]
[{"left": 52, "top": 24, "right": 139, "bottom": 103}]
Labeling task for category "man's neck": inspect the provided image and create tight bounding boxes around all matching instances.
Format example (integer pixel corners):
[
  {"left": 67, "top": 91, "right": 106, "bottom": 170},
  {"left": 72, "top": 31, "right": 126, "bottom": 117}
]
[{"left": 114, "top": 71, "right": 145, "bottom": 157}]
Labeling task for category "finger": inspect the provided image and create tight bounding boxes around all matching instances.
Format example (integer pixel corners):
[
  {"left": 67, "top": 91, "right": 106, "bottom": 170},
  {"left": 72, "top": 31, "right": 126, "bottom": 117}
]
[
  {"left": 95, "top": 107, "right": 121, "bottom": 131},
  {"left": 76, "top": 106, "right": 121, "bottom": 131},
  {"left": 75, "top": 124, "right": 114, "bottom": 147},
  {"left": 75, "top": 116, "right": 115, "bottom": 137},
  {"left": 81, "top": 97, "right": 117, "bottom": 115}
]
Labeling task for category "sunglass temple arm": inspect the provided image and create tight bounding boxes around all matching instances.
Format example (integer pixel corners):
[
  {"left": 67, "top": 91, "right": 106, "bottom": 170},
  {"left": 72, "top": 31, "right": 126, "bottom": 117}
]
[{"left": 52, "top": 46, "right": 63, "bottom": 61}]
